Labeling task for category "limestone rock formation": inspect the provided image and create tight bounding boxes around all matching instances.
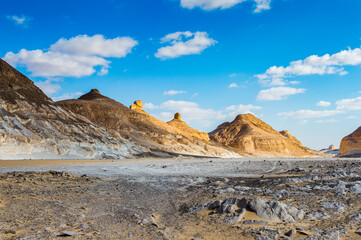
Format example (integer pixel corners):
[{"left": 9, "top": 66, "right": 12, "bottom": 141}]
[
  {"left": 338, "top": 127, "right": 361, "bottom": 157},
  {"left": 328, "top": 145, "right": 337, "bottom": 151},
  {"left": 57, "top": 91, "right": 237, "bottom": 157},
  {"left": 320, "top": 144, "right": 339, "bottom": 156},
  {"left": 129, "top": 100, "right": 147, "bottom": 114},
  {"left": 279, "top": 130, "right": 302, "bottom": 146},
  {"left": 167, "top": 113, "right": 210, "bottom": 141},
  {"left": 209, "top": 114, "right": 321, "bottom": 157},
  {"left": 0, "top": 59, "right": 141, "bottom": 159}
]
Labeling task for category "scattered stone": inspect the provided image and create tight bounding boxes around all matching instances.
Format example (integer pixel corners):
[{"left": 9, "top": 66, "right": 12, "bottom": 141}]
[
  {"left": 248, "top": 198, "right": 304, "bottom": 222},
  {"left": 284, "top": 229, "right": 296, "bottom": 237},
  {"left": 57, "top": 231, "right": 84, "bottom": 237},
  {"left": 306, "top": 211, "right": 330, "bottom": 220},
  {"left": 320, "top": 201, "right": 347, "bottom": 213},
  {"left": 224, "top": 208, "right": 246, "bottom": 224},
  {"left": 241, "top": 220, "right": 270, "bottom": 225},
  {"left": 140, "top": 215, "right": 158, "bottom": 228}
]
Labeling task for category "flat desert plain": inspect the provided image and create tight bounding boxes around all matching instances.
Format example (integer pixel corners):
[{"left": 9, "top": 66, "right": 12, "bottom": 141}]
[{"left": 0, "top": 158, "right": 360, "bottom": 239}]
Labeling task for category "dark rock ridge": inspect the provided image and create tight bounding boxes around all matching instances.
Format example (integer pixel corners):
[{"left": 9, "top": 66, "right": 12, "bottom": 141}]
[
  {"left": 57, "top": 91, "right": 236, "bottom": 157},
  {"left": 0, "top": 59, "right": 142, "bottom": 159}
]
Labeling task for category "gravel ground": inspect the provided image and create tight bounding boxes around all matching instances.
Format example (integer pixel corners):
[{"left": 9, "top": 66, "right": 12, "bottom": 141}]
[{"left": 0, "top": 158, "right": 360, "bottom": 239}]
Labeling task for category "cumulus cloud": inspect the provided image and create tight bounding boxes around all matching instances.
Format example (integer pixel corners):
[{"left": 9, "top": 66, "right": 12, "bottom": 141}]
[
  {"left": 225, "top": 104, "right": 262, "bottom": 116},
  {"left": 228, "top": 83, "right": 239, "bottom": 88},
  {"left": 256, "top": 47, "right": 361, "bottom": 86},
  {"left": 3, "top": 34, "right": 137, "bottom": 78},
  {"left": 52, "top": 92, "right": 84, "bottom": 102},
  {"left": 228, "top": 73, "right": 238, "bottom": 78},
  {"left": 315, "top": 119, "right": 338, "bottom": 124},
  {"left": 316, "top": 101, "right": 331, "bottom": 107},
  {"left": 155, "top": 31, "right": 216, "bottom": 59},
  {"left": 257, "top": 87, "right": 306, "bottom": 101},
  {"left": 144, "top": 100, "right": 262, "bottom": 129},
  {"left": 35, "top": 80, "right": 61, "bottom": 95},
  {"left": 7, "top": 15, "right": 31, "bottom": 27},
  {"left": 253, "top": 0, "right": 271, "bottom": 13},
  {"left": 336, "top": 96, "right": 361, "bottom": 111},
  {"left": 50, "top": 35, "right": 137, "bottom": 58},
  {"left": 163, "top": 90, "right": 187, "bottom": 95},
  {"left": 180, "top": 0, "right": 271, "bottom": 12},
  {"left": 278, "top": 110, "right": 344, "bottom": 119}
]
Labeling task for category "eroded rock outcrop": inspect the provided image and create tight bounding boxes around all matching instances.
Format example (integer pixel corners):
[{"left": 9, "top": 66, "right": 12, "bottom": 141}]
[
  {"left": 129, "top": 100, "right": 148, "bottom": 115},
  {"left": 338, "top": 127, "right": 361, "bottom": 157},
  {"left": 209, "top": 114, "right": 321, "bottom": 157},
  {"left": 58, "top": 92, "right": 237, "bottom": 157},
  {"left": 0, "top": 59, "right": 141, "bottom": 159},
  {"left": 167, "top": 113, "right": 210, "bottom": 141}
]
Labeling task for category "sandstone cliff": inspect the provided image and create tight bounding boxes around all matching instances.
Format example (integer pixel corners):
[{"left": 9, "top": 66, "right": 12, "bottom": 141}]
[
  {"left": 338, "top": 127, "right": 361, "bottom": 157},
  {"left": 0, "top": 59, "right": 142, "bottom": 159},
  {"left": 209, "top": 114, "right": 321, "bottom": 157},
  {"left": 57, "top": 91, "right": 238, "bottom": 157}
]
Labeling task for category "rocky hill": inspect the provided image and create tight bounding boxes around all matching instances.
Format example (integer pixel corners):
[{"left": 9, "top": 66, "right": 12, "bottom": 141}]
[
  {"left": 209, "top": 114, "right": 321, "bottom": 157},
  {"left": 167, "top": 113, "right": 209, "bottom": 141},
  {"left": 0, "top": 59, "right": 142, "bottom": 159},
  {"left": 338, "top": 127, "right": 361, "bottom": 157},
  {"left": 57, "top": 90, "right": 237, "bottom": 157}
]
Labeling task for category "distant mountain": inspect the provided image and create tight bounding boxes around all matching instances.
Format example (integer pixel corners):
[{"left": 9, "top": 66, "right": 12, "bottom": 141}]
[
  {"left": 57, "top": 90, "right": 237, "bottom": 157},
  {"left": 338, "top": 127, "right": 361, "bottom": 157},
  {"left": 209, "top": 114, "right": 322, "bottom": 157},
  {"left": 319, "top": 145, "right": 339, "bottom": 156},
  {"left": 0, "top": 59, "right": 142, "bottom": 159}
]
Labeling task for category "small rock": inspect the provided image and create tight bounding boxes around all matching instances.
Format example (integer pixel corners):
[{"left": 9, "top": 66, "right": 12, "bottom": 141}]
[
  {"left": 57, "top": 231, "right": 84, "bottom": 237},
  {"left": 285, "top": 229, "right": 296, "bottom": 237}
]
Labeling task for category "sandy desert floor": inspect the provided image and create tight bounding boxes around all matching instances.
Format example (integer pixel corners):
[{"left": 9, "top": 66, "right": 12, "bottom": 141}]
[{"left": 0, "top": 157, "right": 360, "bottom": 239}]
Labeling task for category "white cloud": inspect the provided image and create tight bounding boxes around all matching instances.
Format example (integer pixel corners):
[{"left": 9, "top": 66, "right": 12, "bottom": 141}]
[
  {"left": 155, "top": 31, "right": 216, "bottom": 59},
  {"left": 228, "top": 73, "right": 238, "bottom": 78},
  {"left": 7, "top": 15, "right": 31, "bottom": 27},
  {"left": 52, "top": 92, "right": 84, "bottom": 102},
  {"left": 148, "top": 100, "right": 226, "bottom": 127},
  {"left": 316, "top": 101, "right": 331, "bottom": 107},
  {"left": 35, "top": 80, "right": 61, "bottom": 95},
  {"left": 50, "top": 34, "right": 137, "bottom": 58},
  {"left": 315, "top": 119, "right": 338, "bottom": 124},
  {"left": 180, "top": 0, "right": 271, "bottom": 12},
  {"left": 163, "top": 90, "right": 187, "bottom": 95},
  {"left": 278, "top": 110, "right": 344, "bottom": 119},
  {"left": 228, "top": 83, "right": 239, "bottom": 88},
  {"left": 336, "top": 96, "right": 361, "bottom": 111},
  {"left": 4, "top": 50, "right": 110, "bottom": 77},
  {"left": 225, "top": 104, "right": 262, "bottom": 115},
  {"left": 3, "top": 34, "right": 137, "bottom": 78},
  {"left": 346, "top": 116, "right": 357, "bottom": 119},
  {"left": 256, "top": 47, "right": 361, "bottom": 86},
  {"left": 257, "top": 87, "right": 306, "bottom": 101},
  {"left": 253, "top": 0, "right": 271, "bottom": 13},
  {"left": 144, "top": 100, "right": 262, "bottom": 129}
]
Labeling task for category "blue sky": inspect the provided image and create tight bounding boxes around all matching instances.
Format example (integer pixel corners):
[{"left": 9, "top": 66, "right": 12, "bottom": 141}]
[{"left": 2, "top": 0, "right": 361, "bottom": 150}]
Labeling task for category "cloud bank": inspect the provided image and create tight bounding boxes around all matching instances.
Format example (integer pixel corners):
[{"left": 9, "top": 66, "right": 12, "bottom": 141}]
[
  {"left": 257, "top": 87, "right": 306, "bottom": 101},
  {"left": 155, "top": 31, "right": 216, "bottom": 59},
  {"left": 4, "top": 34, "right": 138, "bottom": 78},
  {"left": 180, "top": 0, "right": 271, "bottom": 12},
  {"left": 256, "top": 47, "right": 361, "bottom": 86}
]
